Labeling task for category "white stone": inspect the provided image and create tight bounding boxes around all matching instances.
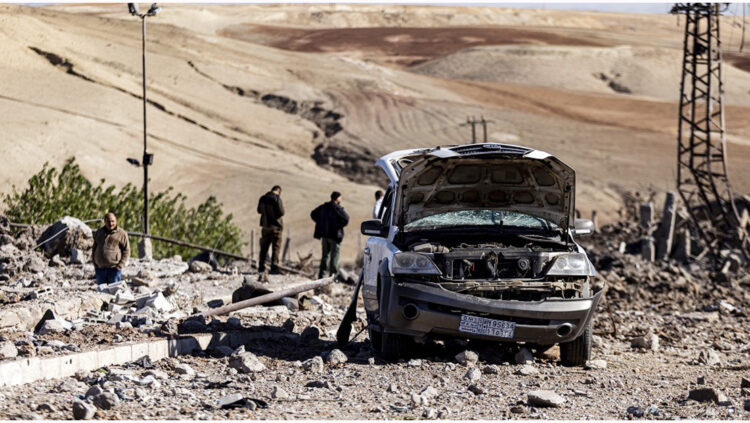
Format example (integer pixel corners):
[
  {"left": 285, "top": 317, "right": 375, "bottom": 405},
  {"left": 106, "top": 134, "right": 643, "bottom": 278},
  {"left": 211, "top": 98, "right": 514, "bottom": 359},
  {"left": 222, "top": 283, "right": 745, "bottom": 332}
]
[
  {"left": 528, "top": 390, "right": 566, "bottom": 407},
  {"left": 455, "top": 350, "right": 478, "bottom": 366}
]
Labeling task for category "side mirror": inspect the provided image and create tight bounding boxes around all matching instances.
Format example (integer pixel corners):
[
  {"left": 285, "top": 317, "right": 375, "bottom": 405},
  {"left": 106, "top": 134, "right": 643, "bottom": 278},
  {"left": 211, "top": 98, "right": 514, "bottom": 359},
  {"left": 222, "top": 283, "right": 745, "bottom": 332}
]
[
  {"left": 361, "top": 219, "right": 387, "bottom": 238},
  {"left": 572, "top": 218, "right": 595, "bottom": 236}
]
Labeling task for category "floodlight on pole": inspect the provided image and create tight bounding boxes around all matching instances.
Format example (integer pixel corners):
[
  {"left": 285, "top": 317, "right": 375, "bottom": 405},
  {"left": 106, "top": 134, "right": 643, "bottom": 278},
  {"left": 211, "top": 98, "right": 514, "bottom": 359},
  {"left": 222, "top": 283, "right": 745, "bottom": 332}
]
[{"left": 127, "top": 3, "right": 160, "bottom": 238}]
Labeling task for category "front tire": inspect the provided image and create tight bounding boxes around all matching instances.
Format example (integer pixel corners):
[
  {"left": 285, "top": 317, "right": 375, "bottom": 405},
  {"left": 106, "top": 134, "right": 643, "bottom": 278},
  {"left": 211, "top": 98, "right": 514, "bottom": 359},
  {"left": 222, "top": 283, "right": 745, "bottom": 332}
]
[{"left": 559, "top": 319, "right": 592, "bottom": 366}]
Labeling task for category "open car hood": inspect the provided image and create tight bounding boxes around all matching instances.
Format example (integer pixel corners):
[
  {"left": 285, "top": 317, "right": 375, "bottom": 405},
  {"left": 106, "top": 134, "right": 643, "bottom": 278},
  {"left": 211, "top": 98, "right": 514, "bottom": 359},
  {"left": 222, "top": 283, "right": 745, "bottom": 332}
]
[{"left": 380, "top": 144, "right": 575, "bottom": 232}]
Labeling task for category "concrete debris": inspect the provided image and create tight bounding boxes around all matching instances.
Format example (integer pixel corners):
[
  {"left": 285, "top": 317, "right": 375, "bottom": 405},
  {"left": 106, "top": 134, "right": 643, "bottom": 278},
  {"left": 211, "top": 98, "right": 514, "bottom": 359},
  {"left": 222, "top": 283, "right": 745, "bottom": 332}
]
[
  {"left": 515, "top": 364, "right": 539, "bottom": 376},
  {"left": 302, "top": 356, "right": 324, "bottom": 373},
  {"left": 527, "top": 390, "right": 566, "bottom": 408},
  {"left": 271, "top": 386, "right": 290, "bottom": 399},
  {"left": 324, "top": 349, "right": 348, "bottom": 365},
  {"left": 464, "top": 367, "right": 481, "bottom": 382},
  {"left": 584, "top": 360, "right": 607, "bottom": 370},
  {"left": 468, "top": 384, "right": 486, "bottom": 395},
  {"left": 92, "top": 392, "right": 119, "bottom": 410},
  {"left": 174, "top": 362, "right": 195, "bottom": 377},
  {"left": 514, "top": 347, "right": 534, "bottom": 364},
  {"left": 229, "top": 347, "right": 266, "bottom": 373},
  {"left": 688, "top": 387, "right": 730, "bottom": 405},
  {"left": 697, "top": 349, "right": 723, "bottom": 366},
  {"left": 0, "top": 340, "right": 18, "bottom": 359},
  {"left": 49, "top": 254, "right": 65, "bottom": 267},
  {"left": 70, "top": 248, "right": 86, "bottom": 265},
  {"left": 189, "top": 260, "right": 212, "bottom": 273},
  {"left": 455, "top": 350, "right": 478, "bottom": 366},
  {"left": 38, "top": 216, "right": 93, "bottom": 259},
  {"left": 85, "top": 385, "right": 105, "bottom": 398},
  {"left": 35, "top": 309, "right": 74, "bottom": 334},
  {"left": 626, "top": 405, "right": 645, "bottom": 418},
  {"left": 72, "top": 400, "right": 96, "bottom": 420}
]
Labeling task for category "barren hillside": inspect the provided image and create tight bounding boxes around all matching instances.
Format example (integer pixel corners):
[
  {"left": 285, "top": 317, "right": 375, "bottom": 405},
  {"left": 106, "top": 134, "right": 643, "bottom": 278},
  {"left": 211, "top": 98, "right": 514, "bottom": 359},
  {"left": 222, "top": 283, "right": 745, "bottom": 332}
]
[{"left": 2, "top": 4, "right": 750, "bottom": 261}]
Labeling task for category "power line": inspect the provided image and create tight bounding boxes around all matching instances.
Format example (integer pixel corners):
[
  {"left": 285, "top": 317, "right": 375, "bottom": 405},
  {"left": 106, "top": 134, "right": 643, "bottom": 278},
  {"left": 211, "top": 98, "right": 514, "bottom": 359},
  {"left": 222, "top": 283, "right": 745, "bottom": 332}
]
[{"left": 459, "top": 116, "right": 495, "bottom": 143}]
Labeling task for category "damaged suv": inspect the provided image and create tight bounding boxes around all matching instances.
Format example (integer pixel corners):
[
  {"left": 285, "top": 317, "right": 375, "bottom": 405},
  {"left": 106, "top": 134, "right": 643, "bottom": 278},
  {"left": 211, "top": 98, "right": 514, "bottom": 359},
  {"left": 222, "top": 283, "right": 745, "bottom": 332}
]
[{"left": 360, "top": 143, "right": 602, "bottom": 365}]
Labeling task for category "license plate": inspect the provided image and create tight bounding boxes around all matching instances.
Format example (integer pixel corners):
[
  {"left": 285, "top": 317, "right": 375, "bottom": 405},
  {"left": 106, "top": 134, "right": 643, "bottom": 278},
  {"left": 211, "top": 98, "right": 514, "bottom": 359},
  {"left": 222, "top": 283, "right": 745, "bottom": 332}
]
[{"left": 458, "top": 314, "right": 516, "bottom": 338}]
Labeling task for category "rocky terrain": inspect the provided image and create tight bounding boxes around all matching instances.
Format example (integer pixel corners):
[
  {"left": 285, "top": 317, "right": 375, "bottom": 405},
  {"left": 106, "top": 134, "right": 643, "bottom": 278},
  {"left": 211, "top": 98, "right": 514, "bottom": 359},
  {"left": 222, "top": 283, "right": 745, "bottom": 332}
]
[{"left": 1, "top": 190, "right": 749, "bottom": 420}]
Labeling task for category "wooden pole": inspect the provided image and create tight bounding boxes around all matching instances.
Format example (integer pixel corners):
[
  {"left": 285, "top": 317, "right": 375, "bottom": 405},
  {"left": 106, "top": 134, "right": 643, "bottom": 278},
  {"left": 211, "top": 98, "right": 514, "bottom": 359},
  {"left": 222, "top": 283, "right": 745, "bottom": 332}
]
[
  {"left": 282, "top": 232, "right": 291, "bottom": 264},
  {"left": 201, "top": 277, "right": 334, "bottom": 317}
]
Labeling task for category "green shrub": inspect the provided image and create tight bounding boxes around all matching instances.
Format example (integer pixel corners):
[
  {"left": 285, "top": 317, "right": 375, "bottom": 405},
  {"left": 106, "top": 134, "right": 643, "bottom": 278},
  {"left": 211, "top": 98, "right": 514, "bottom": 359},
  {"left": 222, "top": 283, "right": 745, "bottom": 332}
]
[{"left": 1, "top": 157, "right": 244, "bottom": 259}]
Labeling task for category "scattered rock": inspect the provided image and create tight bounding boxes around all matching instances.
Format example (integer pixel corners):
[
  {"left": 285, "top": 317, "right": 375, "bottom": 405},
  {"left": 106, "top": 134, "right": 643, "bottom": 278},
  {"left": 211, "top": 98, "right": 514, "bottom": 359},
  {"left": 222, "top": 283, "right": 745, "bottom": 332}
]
[
  {"left": 407, "top": 358, "right": 423, "bottom": 367},
  {"left": 423, "top": 408, "right": 438, "bottom": 419},
  {"left": 271, "top": 386, "right": 290, "bottom": 399},
  {"left": 92, "top": 392, "right": 119, "bottom": 410},
  {"left": 482, "top": 365, "right": 499, "bottom": 375},
  {"left": 688, "top": 387, "right": 729, "bottom": 404},
  {"left": 631, "top": 334, "right": 659, "bottom": 352},
  {"left": 584, "top": 359, "right": 607, "bottom": 370},
  {"left": 514, "top": 347, "right": 533, "bottom": 364},
  {"left": 85, "top": 385, "right": 105, "bottom": 398},
  {"left": 740, "top": 377, "right": 750, "bottom": 389},
  {"left": 228, "top": 348, "right": 266, "bottom": 373},
  {"left": 174, "top": 362, "right": 195, "bottom": 377},
  {"left": 626, "top": 406, "right": 645, "bottom": 418},
  {"left": 325, "top": 349, "right": 348, "bottom": 365},
  {"left": 189, "top": 260, "right": 212, "bottom": 273},
  {"left": 0, "top": 340, "right": 18, "bottom": 359},
  {"left": 302, "top": 356, "right": 324, "bottom": 373},
  {"left": 144, "top": 369, "right": 168, "bottom": 380},
  {"left": 455, "top": 350, "right": 478, "bottom": 366},
  {"left": 515, "top": 364, "right": 539, "bottom": 376},
  {"left": 72, "top": 400, "right": 96, "bottom": 420},
  {"left": 510, "top": 405, "right": 525, "bottom": 414},
  {"left": 49, "top": 254, "right": 65, "bottom": 267},
  {"left": 36, "top": 403, "right": 56, "bottom": 413},
  {"left": 698, "top": 349, "right": 722, "bottom": 366},
  {"left": 528, "top": 390, "right": 566, "bottom": 408},
  {"left": 464, "top": 367, "right": 481, "bottom": 382},
  {"left": 387, "top": 383, "right": 399, "bottom": 393},
  {"left": 468, "top": 384, "right": 486, "bottom": 395}
]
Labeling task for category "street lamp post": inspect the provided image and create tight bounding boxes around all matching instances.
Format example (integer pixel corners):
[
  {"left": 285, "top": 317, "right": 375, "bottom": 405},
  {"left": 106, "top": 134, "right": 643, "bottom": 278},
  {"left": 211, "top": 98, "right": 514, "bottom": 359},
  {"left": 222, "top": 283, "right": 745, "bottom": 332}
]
[{"left": 128, "top": 2, "right": 160, "bottom": 259}]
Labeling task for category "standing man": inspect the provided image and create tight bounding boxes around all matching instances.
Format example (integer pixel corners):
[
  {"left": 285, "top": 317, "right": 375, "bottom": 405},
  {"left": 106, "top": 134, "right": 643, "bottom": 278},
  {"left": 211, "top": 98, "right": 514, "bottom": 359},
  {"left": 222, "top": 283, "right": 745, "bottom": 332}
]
[
  {"left": 311, "top": 191, "right": 349, "bottom": 279},
  {"left": 92, "top": 211, "right": 130, "bottom": 284},
  {"left": 257, "top": 185, "right": 284, "bottom": 280},
  {"left": 372, "top": 190, "right": 384, "bottom": 219}
]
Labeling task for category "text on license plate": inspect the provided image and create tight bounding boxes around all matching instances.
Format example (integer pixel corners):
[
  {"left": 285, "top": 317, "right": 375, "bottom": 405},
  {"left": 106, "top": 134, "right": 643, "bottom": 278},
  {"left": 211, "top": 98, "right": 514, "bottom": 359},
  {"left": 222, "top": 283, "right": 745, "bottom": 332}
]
[{"left": 458, "top": 314, "right": 516, "bottom": 338}]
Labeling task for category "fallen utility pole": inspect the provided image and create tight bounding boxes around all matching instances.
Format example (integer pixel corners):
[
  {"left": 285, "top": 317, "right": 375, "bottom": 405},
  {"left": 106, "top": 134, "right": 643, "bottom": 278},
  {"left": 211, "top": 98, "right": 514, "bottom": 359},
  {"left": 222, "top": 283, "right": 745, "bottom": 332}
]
[
  {"left": 127, "top": 231, "right": 311, "bottom": 277},
  {"left": 201, "top": 277, "right": 334, "bottom": 317}
]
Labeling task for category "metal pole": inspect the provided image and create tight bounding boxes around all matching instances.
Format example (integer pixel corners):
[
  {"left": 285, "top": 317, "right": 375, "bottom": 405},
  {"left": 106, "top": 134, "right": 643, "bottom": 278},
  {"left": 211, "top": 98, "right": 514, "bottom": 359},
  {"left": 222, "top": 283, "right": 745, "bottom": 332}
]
[{"left": 142, "top": 16, "right": 150, "bottom": 236}]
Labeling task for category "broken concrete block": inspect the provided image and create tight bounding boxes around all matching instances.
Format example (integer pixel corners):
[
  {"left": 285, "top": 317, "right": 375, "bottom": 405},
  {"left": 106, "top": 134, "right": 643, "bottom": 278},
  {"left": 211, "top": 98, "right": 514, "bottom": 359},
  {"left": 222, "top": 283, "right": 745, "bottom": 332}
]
[
  {"left": 527, "top": 390, "right": 566, "bottom": 408},
  {"left": 189, "top": 260, "right": 212, "bottom": 273},
  {"left": 138, "top": 238, "right": 153, "bottom": 261},
  {"left": 640, "top": 202, "right": 654, "bottom": 230},
  {"left": 455, "top": 350, "right": 479, "bottom": 366},
  {"left": 324, "top": 349, "right": 348, "bottom": 365},
  {"left": 72, "top": 400, "right": 96, "bottom": 420},
  {"left": 672, "top": 228, "right": 691, "bottom": 262},
  {"left": 70, "top": 248, "right": 86, "bottom": 265},
  {"left": 641, "top": 237, "right": 655, "bottom": 262},
  {"left": 229, "top": 347, "right": 266, "bottom": 373},
  {"left": 34, "top": 309, "right": 73, "bottom": 334},
  {"left": 302, "top": 356, "right": 324, "bottom": 373},
  {"left": 38, "top": 216, "right": 93, "bottom": 259},
  {"left": 655, "top": 192, "right": 677, "bottom": 260},
  {"left": 0, "top": 340, "right": 18, "bottom": 359}
]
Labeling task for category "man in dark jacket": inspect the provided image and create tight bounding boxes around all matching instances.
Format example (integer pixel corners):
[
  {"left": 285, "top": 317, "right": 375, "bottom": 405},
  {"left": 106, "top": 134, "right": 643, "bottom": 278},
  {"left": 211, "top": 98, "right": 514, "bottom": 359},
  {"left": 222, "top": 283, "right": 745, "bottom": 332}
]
[
  {"left": 310, "top": 191, "right": 349, "bottom": 279},
  {"left": 91, "top": 211, "right": 130, "bottom": 284},
  {"left": 257, "top": 185, "right": 284, "bottom": 279}
]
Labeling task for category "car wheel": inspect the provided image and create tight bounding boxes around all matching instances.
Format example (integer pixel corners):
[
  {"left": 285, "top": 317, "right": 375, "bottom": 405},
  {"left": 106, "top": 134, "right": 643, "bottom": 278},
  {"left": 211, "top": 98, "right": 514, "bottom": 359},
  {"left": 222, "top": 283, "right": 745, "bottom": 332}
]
[
  {"left": 367, "top": 316, "right": 382, "bottom": 352},
  {"left": 559, "top": 319, "right": 592, "bottom": 366},
  {"left": 379, "top": 332, "right": 411, "bottom": 361}
]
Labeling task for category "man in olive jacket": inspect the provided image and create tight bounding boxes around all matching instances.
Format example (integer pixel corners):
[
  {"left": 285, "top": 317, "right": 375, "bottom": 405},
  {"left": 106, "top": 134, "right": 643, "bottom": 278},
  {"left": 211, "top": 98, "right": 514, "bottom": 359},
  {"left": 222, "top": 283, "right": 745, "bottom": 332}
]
[
  {"left": 310, "top": 191, "right": 349, "bottom": 279},
  {"left": 91, "top": 212, "right": 130, "bottom": 284},
  {"left": 257, "top": 185, "right": 284, "bottom": 278}
]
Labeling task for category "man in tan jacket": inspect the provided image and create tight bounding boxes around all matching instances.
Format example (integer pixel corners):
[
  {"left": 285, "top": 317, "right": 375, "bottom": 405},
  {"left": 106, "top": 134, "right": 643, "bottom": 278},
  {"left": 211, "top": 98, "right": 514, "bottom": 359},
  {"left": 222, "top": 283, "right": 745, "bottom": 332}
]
[{"left": 92, "top": 212, "right": 130, "bottom": 284}]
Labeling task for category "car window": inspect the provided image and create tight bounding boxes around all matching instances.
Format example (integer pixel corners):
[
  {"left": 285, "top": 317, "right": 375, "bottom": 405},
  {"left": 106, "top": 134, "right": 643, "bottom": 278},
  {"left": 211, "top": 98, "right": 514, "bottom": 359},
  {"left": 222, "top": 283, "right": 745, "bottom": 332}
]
[
  {"left": 378, "top": 187, "right": 394, "bottom": 224},
  {"left": 404, "top": 210, "right": 558, "bottom": 231}
]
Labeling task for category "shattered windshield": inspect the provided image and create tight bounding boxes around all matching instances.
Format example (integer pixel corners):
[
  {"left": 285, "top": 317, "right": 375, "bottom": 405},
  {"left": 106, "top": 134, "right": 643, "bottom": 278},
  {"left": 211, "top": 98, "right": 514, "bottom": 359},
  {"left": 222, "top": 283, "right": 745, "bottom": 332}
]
[{"left": 404, "top": 210, "right": 559, "bottom": 231}]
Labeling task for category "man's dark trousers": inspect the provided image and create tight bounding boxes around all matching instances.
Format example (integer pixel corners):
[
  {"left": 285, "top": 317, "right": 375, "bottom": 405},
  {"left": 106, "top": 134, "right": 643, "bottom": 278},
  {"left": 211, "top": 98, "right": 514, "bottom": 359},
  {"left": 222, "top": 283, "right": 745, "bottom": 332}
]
[
  {"left": 318, "top": 237, "right": 341, "bottom": 279},
  {"left": 259, "top": 227, "right": 282, "bottom": 273}
]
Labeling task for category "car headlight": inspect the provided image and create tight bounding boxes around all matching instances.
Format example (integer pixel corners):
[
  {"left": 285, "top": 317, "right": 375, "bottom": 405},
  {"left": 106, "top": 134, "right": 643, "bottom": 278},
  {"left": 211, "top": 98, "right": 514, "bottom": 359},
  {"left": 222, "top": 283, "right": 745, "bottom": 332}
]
[
  {"left": 546, "top": 253, "right": 596, "bottom": 276},
  {"left": 391, "top": 252, "right": 441, "bottom": 276}
]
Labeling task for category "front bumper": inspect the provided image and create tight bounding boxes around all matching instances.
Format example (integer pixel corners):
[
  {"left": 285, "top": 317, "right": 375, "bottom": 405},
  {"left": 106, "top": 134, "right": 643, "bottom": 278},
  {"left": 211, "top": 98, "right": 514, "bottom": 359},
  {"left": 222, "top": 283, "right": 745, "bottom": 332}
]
[{"left": 380, "top": 281, "right": 603, "bottom": 345}]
